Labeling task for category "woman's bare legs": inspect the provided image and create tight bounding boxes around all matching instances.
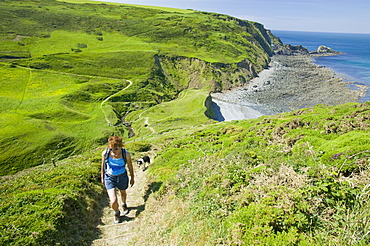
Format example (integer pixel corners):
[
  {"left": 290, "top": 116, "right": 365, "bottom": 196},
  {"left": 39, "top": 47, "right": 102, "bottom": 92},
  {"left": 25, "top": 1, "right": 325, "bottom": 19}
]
[
  {"left": 107, "top": 188, "right": 128, "bottom": 208},
  {"left": 119, "top": 189, "right": 128, "bottom": 214},
  {"left": 107, "top": 188, "right": 128, "bottom": 216},
  {"left": 107, "top": 188, "right": 119, "bottom": 212},
  {"left": 119, "top": 189, "right": 127, "bottom": 204}
]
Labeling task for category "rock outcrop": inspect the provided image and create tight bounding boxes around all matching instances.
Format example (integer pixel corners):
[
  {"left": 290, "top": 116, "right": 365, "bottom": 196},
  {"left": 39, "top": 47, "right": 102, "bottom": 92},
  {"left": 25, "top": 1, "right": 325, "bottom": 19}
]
[
  {"left": 274, "top": 44, "right": 309, "bottom": 56},
  {"left": 309, "top": 45, "right": 344, "bottom": 56},
  {"left": 273, "top": 43, "right": 343, "bottom": 57}
]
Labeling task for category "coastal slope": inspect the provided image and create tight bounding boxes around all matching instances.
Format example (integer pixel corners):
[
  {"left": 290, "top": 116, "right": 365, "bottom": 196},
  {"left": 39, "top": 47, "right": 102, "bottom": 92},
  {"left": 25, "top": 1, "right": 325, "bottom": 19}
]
[{"left": 0, "top": 0, "right": 279, "bottom": 174}]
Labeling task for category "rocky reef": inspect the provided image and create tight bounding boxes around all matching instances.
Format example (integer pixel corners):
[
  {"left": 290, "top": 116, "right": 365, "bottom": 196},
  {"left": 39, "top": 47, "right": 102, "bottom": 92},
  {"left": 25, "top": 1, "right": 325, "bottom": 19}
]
[{"left": 274, "top": 43, "right": 342, "bottom": 57}]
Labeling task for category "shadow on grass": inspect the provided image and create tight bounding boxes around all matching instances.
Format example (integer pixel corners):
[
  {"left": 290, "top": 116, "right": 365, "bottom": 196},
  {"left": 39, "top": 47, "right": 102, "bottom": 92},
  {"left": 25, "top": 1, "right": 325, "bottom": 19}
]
[
  {"left": 90, "top": 189, "right": 110, "bottom": 243},
  {"left": 144, "top": 181, "right": 163, "bottom": 202},
  {"left": 50, "top": 187, "right": 108, "bottom": 246}
]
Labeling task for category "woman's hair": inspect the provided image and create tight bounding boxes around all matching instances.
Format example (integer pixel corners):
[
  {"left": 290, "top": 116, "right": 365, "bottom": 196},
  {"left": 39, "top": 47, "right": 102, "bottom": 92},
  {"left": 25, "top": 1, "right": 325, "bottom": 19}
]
[{"left": 108, "top": 136, "right": 123, "bottom": 148}]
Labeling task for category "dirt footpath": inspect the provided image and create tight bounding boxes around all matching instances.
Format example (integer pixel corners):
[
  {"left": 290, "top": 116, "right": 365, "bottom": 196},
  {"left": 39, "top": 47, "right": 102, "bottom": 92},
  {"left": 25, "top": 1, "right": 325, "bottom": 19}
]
[{"left": 91, "top": 166, "right": 147, "bottom": 246}]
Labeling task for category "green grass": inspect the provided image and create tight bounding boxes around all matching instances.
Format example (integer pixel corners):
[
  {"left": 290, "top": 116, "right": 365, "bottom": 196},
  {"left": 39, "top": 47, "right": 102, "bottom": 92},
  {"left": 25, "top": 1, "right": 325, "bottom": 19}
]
[
  {"left": 0, "top": 0, "right": 276, "bottom": 176},
  {"left": 133, "top": 102, "right": 370, "bottom": 245},
  {"left": 0, "top": 150, "right": 105, "bottom": 245},
  {"left": 59, "top": 0, "right": 195, "bottom": 14},
  {"left": 0, "top": 64, "right": 122, "bottom": 174},
  {"left": 4, "top": 0, "right": 362, "bottom": 245},
  {"left": 21, "top": 30, "right": 157, "bottom": 57},
  {"left": 128, "top": 88, "right": 212, "bottom": 140},
  {"left": 0, "top": 0, "right": 273, "bottom": 63}
]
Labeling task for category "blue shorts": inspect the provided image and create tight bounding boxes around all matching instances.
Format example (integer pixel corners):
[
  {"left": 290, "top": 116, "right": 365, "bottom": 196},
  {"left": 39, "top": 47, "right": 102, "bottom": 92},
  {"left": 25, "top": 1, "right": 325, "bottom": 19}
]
[{"left": 104, "top": 172, "right": 129, "bottom": 190}]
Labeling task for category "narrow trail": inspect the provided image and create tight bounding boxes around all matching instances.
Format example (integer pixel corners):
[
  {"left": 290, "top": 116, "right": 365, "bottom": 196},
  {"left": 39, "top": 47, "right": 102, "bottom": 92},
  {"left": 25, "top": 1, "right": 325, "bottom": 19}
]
[
  {"left": 100, "top": 80, "right": 133, "bottom": 126},
  {"left": 15, "top": 68, "right": 32, "bottom": 110},
  {"left": 135, "top": 89, "right": 189, "bottom": 137},
  {"left": 92, "top": 165, "right": 147, "bottom": 246},
  {"left": 8, "top": 64, "right": 151, "bottom": 244},
  {"left": 142, "top": 117, "right": 155, "bottom": 136},
  {"left": 9, "top": 64, "right": 133, "bottom": 125}
]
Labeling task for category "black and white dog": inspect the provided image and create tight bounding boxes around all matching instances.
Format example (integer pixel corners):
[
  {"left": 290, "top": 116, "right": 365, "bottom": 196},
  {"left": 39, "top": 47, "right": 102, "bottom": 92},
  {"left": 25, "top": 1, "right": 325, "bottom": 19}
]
[{"left": 137, "top": 156, "right": 150, "bottom": 170}]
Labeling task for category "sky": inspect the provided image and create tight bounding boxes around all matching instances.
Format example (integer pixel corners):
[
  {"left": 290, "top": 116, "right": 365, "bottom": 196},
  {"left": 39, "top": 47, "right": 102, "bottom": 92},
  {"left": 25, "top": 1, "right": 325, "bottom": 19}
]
[{"left": 93, "top": 0, "right": 370, "bottom": 34}]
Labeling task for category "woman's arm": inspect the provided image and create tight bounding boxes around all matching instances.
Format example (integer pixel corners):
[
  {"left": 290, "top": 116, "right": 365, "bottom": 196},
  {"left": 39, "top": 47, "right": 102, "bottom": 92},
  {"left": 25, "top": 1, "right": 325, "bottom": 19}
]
[
  {"left": 101, "top": 150, "right": 106, "bottom": 184},
  {"left": 126, "top": 151, "right": 135, "bottom": 187}
]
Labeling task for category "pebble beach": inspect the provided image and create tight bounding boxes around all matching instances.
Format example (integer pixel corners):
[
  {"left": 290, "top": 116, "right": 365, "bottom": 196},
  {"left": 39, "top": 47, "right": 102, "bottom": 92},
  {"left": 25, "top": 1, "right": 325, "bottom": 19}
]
[{"left": 211, "top": 55, "right": 368, "bottom": 121}]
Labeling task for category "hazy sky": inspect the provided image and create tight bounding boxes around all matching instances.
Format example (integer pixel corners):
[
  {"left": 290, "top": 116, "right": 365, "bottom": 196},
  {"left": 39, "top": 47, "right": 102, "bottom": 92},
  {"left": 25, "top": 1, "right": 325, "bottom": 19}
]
[{"left": 93, "top": 0, "right": 370, "bottom": 34}]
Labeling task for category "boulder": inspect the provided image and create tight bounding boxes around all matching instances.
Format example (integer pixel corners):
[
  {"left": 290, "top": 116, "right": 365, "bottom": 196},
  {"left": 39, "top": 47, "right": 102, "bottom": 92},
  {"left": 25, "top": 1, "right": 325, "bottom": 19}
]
[{"left": 317, "top": 45, "right": 337, "bottom": 53}]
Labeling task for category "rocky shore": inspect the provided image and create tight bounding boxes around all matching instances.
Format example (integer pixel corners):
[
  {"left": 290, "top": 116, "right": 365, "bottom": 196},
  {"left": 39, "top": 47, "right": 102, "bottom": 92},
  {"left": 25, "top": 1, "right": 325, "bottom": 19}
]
[{"left": 211, "top": 54, "right": 368, "bottom": 121}]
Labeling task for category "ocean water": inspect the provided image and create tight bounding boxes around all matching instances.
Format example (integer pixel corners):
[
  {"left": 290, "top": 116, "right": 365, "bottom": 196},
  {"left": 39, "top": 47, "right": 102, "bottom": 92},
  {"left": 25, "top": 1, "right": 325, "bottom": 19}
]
[{"left": 272, "top": 30, "right": 370, "bottom": 102}]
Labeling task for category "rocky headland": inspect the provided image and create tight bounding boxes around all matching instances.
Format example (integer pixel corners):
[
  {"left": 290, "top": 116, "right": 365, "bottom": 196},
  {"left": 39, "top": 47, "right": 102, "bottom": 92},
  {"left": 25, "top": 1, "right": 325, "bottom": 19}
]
[{"left": 211, "top": 47, "right": 368, "bottom": 121}]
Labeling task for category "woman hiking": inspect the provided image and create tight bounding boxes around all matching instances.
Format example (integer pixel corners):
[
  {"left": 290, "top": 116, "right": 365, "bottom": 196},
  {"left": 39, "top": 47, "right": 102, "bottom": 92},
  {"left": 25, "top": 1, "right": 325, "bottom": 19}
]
[{"left": 101, "top": 136, "right": 135, "bottom": 224}]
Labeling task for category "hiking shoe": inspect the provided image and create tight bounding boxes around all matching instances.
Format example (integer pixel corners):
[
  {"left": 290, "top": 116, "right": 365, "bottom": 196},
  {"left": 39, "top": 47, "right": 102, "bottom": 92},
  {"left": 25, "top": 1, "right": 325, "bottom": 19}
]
[
  {"left": 122, "top": 203, "right": 129, "bottom": 215},
  {"left": 114, "top": 210, "right": 121, "bottom": 224}
]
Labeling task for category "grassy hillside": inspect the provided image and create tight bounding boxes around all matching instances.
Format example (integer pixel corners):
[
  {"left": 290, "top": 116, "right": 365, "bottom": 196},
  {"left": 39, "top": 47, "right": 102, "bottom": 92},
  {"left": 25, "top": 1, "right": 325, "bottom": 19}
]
[
  {"left": 0, "top": 149, "right": 107, "bottom": 245},
  {"left": 1, "top": 102, "right": 368, "bottom": 245},
  {"left": 133, "top": 102, "right": 370, "bottom": 245},
  {"left": 0, "top": 0, "right": 276, "bottom": 174},
  {"left": 0, "top": 62, "right": 130, "bottom": 173},
  {"left": 0, "top": 87, "right": 212, "bottom": 245},
  {"left": 2, "top": 0, "right": 368, "bottom": 245}
]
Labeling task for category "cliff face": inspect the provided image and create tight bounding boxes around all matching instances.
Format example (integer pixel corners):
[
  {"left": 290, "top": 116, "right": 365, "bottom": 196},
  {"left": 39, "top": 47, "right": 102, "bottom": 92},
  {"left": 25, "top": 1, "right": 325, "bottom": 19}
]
[
  {"left": 157, "top": 55, "right": 265, "bottom": 92},
  {"left": 154, "top": 16, "right": 277, "bottom": 93}
]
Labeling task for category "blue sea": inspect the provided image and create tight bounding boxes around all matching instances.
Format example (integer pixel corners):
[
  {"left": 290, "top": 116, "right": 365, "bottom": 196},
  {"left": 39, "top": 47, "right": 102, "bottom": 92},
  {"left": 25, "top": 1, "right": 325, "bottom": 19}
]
[{"left": 272, "top": 30, "right": 370, "bottom": 102}]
